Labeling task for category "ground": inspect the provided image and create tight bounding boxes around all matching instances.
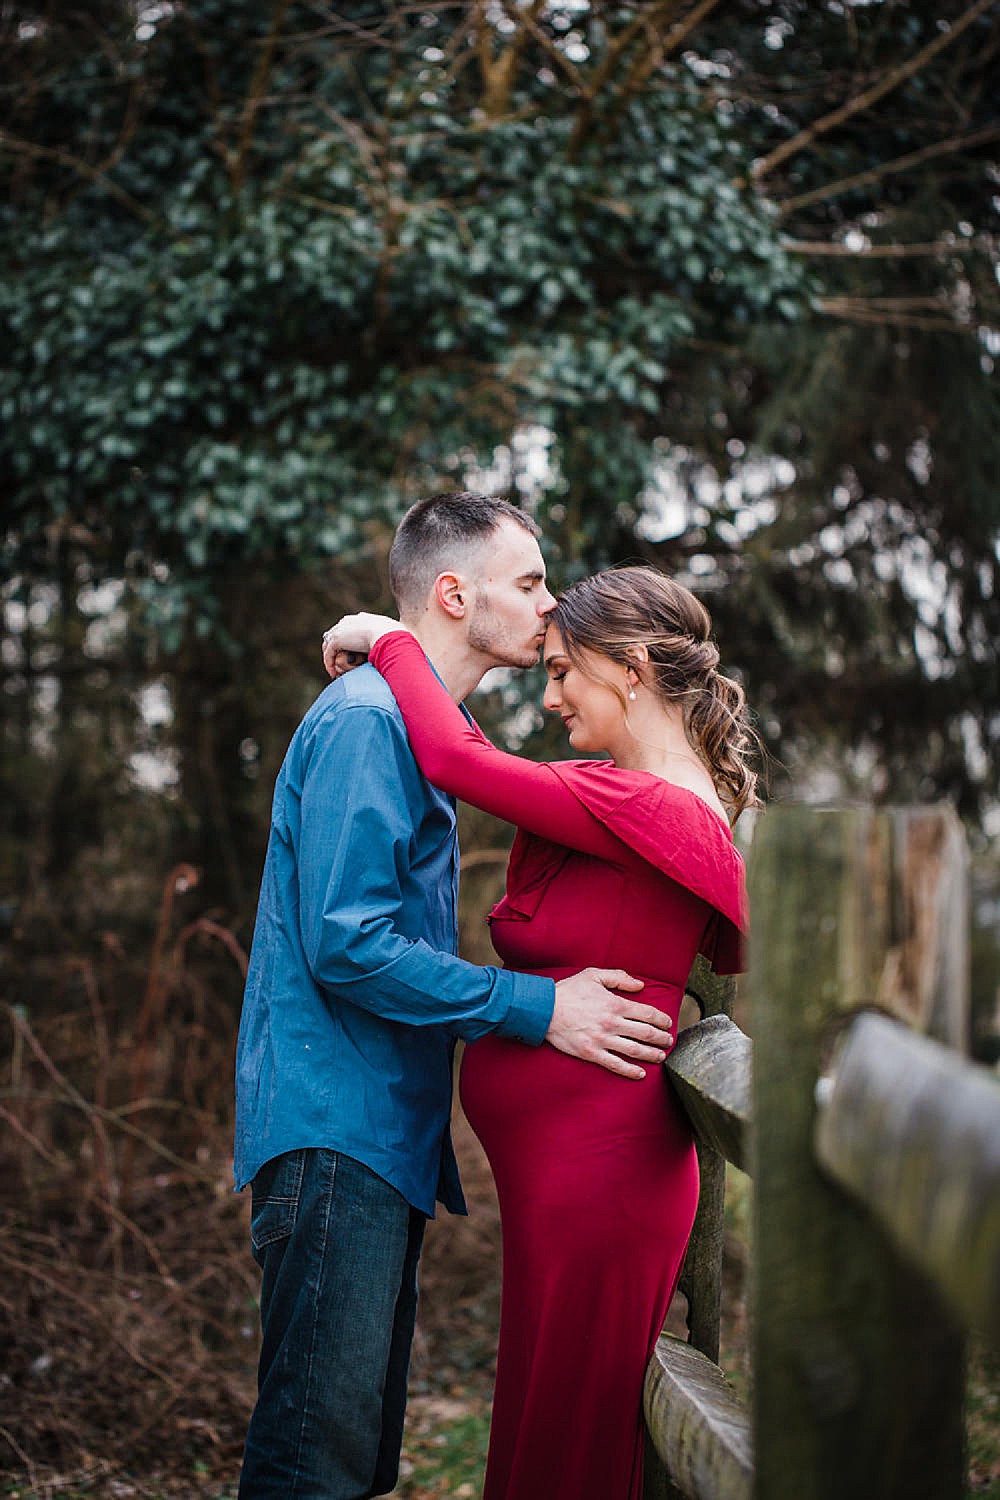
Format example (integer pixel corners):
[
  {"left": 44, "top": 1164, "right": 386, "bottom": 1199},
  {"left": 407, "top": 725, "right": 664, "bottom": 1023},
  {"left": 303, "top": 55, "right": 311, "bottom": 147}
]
[{"left": 1, "top": 1046, "right": 996, "bottom": 1500}]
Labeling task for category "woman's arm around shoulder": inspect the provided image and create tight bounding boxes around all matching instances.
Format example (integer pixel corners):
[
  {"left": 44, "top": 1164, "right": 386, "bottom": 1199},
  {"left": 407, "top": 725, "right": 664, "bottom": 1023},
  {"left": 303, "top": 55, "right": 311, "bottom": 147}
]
[{"left": 366, "top": 630, "right": 627, "bottom": 859}]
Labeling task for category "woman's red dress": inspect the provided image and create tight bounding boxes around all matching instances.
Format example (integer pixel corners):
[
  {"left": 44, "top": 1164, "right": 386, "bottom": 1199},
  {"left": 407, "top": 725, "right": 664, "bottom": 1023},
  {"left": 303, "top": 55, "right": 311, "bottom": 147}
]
[{"left": 368, "top": 634, "right": 748, "bottom": 1500}]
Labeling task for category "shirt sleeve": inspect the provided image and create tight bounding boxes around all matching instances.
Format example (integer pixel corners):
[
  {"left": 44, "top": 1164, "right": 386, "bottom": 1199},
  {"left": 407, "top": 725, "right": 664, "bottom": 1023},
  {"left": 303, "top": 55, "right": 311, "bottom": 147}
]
[
  {"left": 369, "top": 632, "right": 631, "bottom": 861},
  {"left": 296, "top": 698, "right": 554, "bottom": 1045}
]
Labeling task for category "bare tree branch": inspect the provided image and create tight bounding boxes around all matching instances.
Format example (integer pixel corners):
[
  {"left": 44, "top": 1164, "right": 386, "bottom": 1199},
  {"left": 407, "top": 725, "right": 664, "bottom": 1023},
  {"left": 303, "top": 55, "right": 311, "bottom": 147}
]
[
  {"left": 0, "top": 130, "right": 162, "bottom": 227},
  {"left": 497, "top": 0, "right": 587, "bottom": 94},
  {"left": 776, "top": 123, "right": 1000, "bottom": 216},
  {"left": 782, "top": 236, "right": 995, "bottom": 258},
  {"left": 753, "top": 0, "right": 1000, "bottom": 182},
  {"left": 584, "top": 0, "right": 687, "bottom": 101},
  {"left": 569, "top": 0, "right": 719, "bottom": 154},
  {"left": 618, "top": 0, "right": 726, "bottom": 101},
  {"left": 817, "top": 295, "right": 976, "bottom": 332},
  {"left": 230, "top": 0, "right": 293, "bottom": 193},
  {"left": 474, "top": 0, "right": 549, "bottom": 117}
]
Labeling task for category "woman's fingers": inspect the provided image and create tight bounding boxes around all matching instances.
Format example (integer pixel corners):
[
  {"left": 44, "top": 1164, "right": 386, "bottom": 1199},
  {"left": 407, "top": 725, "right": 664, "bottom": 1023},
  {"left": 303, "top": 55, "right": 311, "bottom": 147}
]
[
  {"left": 323, "top": 647, "right": 367, "bottom": 680},
  {"left": 322, "top": 612, "right": 402, "bottom": 675}
]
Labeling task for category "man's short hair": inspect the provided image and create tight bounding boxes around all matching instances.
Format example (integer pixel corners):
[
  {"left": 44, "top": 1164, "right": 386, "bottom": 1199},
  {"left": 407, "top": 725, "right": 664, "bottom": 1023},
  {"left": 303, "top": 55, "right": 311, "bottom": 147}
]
[{"left": 389, "top": 492, "right": 540, "bottom": 613}]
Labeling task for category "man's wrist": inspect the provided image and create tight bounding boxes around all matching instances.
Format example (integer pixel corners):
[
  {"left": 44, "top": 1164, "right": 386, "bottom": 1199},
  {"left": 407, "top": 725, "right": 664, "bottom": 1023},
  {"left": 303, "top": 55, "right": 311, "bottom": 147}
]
[{"left": 496, "top": 972, "right": 555, "bottom": 1047}]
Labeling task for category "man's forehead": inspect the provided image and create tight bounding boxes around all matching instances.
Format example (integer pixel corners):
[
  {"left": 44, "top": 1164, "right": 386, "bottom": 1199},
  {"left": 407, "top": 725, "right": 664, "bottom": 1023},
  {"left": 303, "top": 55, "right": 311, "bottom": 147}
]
[{"left": 481, "top": 519, "right": 545, "bottom": 576}]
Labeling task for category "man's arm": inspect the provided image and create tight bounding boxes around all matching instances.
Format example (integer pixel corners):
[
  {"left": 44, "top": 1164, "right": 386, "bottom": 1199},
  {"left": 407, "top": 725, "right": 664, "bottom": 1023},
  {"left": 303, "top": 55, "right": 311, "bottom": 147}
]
[
  {"left": 297, "top": 698, "right": 549, "bottom": 1042},
  {"left": 298, "top": 698, "right": 672, "bottom": 1075}
]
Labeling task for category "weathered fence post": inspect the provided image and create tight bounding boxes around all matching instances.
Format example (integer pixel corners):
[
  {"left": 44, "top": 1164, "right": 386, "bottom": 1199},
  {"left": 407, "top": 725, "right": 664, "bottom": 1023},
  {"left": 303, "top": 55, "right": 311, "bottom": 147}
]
[
  {"left": 748, "top": 804, "right": 968, "bottom": 1500},
  {"left": 644, "top": 960, "right": 742, "bottom": 1500},
  {"left": 676, "top": 958, "right": 739, "bottom": 1365},
  {"left": 814, "top": 1010, "right": 1000, "bottom": 1341}
]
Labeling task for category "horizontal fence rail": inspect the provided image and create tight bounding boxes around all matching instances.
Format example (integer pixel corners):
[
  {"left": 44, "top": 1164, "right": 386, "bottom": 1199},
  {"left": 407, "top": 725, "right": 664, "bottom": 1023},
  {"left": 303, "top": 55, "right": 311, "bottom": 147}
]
[
  {"left": 815, "top": 1010, "right": 1000, "bottom": 1343},
  {"left": 665, "top": 1015, "right": 752, "bottom": 1174},
  {"left": 644, "top": 1335, "right": 752, "bottom": 1500}
]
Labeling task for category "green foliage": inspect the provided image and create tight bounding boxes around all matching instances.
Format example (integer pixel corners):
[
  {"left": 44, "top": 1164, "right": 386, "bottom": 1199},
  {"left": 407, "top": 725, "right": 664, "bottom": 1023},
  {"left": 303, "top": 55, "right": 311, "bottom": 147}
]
[
  {"left": 0, "top": 2, "right": 806, "bottom": 643},
  {"left": 1, "top": 0, "right": 998, "bottom": 920}
]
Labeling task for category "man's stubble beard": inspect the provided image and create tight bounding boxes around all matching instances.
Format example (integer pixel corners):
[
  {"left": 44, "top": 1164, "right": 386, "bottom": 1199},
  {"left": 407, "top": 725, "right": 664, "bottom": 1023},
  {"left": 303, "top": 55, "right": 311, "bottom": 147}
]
[{"left": 467, "top": 593, "right": 542, "bottom": 670}]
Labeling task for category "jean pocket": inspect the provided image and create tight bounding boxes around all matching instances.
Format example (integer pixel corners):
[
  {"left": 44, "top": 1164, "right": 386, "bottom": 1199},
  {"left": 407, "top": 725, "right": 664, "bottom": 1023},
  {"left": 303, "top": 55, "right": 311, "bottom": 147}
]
[{"left": 250, "top": 1149, "right": 307, "bottom": 1261}]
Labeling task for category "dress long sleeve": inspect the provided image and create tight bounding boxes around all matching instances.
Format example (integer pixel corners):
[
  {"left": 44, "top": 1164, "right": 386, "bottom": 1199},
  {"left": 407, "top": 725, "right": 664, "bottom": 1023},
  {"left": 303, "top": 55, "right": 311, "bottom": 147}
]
[{"left": 368, "top": 632, "right": 631, "bottom": 861}]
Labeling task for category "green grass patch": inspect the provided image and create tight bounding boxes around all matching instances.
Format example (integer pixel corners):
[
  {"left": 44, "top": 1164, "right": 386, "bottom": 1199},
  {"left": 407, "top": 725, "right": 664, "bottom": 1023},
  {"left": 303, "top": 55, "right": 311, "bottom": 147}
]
[{"left": 397, "top": 1396, "right": 491, "bottom": 1498}]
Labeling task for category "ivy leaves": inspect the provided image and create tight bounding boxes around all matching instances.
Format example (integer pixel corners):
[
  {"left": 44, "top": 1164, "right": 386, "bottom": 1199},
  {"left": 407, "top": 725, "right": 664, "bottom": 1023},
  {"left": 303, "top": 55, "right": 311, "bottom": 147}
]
[{"left": 1, "top": 2, "right": 808, "bottom": 647}]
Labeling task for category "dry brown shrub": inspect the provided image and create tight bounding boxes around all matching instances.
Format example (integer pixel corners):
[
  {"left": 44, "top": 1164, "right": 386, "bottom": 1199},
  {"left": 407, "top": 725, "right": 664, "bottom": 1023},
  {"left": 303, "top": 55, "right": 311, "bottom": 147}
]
[
  {"left": 0, "top": 869, "right": 258, "bottom": 1493},
  {"left": 0, "top": 869, "right": 512, "bottom": 1496}
]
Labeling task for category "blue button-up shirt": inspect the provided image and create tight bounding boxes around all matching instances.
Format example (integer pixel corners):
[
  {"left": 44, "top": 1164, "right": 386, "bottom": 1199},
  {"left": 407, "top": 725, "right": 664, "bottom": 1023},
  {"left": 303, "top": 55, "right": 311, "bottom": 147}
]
[{"left": 234, "top": 664, "right": 554, "bottom": 1217}]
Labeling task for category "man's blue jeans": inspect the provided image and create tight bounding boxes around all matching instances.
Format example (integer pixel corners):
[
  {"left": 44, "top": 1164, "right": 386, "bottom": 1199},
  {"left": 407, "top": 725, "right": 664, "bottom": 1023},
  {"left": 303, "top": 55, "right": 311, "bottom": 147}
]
[{"left": 238, "top": 1148, "right": 426, "bottom": 1499}]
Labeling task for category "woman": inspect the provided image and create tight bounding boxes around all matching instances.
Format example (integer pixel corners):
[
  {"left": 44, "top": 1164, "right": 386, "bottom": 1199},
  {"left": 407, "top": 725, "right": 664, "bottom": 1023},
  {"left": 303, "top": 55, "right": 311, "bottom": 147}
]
[{"left": 323, "top": 566, "right": 753, "bottom": 1500}]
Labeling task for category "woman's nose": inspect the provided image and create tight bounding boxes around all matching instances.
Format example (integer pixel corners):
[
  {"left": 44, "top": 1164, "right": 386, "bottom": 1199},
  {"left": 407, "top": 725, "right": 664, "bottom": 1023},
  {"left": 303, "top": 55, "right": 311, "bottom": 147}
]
[{"left": 542, "top": 682, "right": 559, "bottom": 712}]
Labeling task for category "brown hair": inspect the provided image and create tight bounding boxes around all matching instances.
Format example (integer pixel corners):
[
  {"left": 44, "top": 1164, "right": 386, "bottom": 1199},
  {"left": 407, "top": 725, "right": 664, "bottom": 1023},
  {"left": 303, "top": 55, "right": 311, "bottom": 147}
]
[
  {"left": 550, "top": 566, "right": 761, "bottom": 819},
  {"left": 389, "top": 491, "right": 540, "bottom": 613}
]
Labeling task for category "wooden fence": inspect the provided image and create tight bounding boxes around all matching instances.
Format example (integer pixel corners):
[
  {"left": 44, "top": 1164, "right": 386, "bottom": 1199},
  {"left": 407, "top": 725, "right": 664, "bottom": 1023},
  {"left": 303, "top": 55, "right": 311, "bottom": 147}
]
[{"left": 644, "top": 804, "right": 1000, "bottom": 1500}]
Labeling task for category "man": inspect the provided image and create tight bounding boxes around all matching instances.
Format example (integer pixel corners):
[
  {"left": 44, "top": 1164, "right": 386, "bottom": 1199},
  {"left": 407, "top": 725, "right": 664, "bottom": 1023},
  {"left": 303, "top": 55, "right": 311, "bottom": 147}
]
[{"left": 234, "top": 492, "right": 674, "bottom": 1499}]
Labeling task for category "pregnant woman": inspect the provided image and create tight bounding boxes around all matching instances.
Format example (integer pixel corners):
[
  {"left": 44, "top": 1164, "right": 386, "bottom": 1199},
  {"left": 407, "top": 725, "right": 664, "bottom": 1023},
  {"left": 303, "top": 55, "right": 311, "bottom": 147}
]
[{"left": 324, "top": 566, "right": 752, "bottom": 1500}]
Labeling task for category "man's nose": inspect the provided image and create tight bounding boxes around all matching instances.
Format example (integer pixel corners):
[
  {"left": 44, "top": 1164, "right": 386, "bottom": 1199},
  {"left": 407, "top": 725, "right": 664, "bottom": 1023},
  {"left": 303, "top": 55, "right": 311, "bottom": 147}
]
[{"left": 537, "top": 586, "right": 556, "bottom": 614}]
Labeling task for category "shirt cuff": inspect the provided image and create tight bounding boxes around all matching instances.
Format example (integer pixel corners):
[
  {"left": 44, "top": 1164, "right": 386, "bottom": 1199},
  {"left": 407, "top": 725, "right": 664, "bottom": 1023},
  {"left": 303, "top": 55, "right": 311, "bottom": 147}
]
[{"left": 497, "top": 971, "right": 554, "bottom": 1047}]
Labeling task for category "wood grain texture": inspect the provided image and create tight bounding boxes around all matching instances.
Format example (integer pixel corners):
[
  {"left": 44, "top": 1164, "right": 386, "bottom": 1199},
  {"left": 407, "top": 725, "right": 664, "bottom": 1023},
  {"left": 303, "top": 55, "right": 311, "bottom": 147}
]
[
  {"left": 666, "top": 1015, "right": 752, "bottom": 1173},
  {"left": 675, "top": 963, "right": 736, "bottom": 1363},
  {"left": 749, "top": 805, "right": 965, "bottom": 1500},
  {"left": 815, "top": 1009, "right": 1000, "bottom": 1340},
  {"left": 646, "top": 965, "right": 736, "bottom": 1497},
  {"left": 644, "top": 1334, "right": 752, "bottom": 1500},
  {"left": 823, "top": 803, "right": 969, "bottom": 1046}
]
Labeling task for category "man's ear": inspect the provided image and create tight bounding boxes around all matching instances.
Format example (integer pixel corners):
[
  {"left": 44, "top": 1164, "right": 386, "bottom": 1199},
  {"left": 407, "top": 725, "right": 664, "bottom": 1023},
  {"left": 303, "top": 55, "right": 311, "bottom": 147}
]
[{"left": 434, "top": 571, "right": 467, "bottom": 619}]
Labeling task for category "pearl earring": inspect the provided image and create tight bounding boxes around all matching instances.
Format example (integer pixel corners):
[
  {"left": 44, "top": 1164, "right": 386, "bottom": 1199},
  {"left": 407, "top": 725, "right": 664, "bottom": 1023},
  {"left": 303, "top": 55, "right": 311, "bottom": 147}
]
[{"left": 627, "top": 674, "right": 637, "bottom": 701}]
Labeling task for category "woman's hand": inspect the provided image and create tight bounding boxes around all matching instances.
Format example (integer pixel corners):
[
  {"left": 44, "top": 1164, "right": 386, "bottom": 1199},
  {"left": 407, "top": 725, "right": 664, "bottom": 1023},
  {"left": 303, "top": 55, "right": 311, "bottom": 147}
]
[{"left": 322, "top": 613, "right": 409, "bottom": 679}]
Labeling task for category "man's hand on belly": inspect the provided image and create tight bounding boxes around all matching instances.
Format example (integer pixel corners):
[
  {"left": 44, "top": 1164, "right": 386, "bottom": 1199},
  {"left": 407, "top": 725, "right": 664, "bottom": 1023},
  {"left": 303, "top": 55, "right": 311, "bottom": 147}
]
[{"left": 548, "top": 969, "right": 672, "bottom": 1078}]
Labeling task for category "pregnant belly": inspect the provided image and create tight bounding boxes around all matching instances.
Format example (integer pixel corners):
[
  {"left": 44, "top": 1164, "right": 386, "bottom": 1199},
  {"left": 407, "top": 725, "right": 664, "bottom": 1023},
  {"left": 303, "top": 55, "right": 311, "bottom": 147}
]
[{"left": 459, "top": 968, "right": 689, "bottom": 1183}]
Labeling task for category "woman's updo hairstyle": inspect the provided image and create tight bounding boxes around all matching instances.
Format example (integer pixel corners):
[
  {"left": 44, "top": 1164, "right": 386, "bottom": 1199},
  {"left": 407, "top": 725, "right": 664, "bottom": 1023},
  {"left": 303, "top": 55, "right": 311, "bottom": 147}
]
[{"left": 549, "top": 566, "right": 760, "bottom": 819}]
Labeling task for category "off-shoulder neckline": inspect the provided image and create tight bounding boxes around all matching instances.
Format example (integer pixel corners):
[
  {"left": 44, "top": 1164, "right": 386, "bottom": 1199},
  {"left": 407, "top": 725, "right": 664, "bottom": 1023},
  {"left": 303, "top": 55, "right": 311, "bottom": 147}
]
[
  {"left": 512, "top": 758, "right": 748, "bottom": 937},
  {"left": 551, "top": 759, "right": 735, "bottom": 839}
]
